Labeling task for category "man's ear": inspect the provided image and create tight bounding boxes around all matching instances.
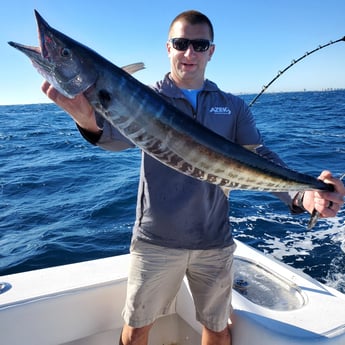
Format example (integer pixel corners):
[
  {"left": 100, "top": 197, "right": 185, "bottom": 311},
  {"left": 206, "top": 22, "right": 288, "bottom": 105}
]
[
  {"left": 167, "top": 41, "right": 172, "bottom": 56},
  {"left": 208, "top": 44, "right": 215, "bottom": 61}
]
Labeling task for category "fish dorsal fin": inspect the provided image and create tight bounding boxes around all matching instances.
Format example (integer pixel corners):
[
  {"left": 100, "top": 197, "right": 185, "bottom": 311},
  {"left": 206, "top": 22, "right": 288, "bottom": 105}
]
[{"left": 121, "top": 62, "right": 145, "bottom": 75}]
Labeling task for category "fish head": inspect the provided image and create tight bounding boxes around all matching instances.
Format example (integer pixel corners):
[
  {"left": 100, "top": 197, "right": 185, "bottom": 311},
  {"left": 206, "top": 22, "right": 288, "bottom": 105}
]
[{"left": 8, "top": 10, "right": 98, "bottom": 98}]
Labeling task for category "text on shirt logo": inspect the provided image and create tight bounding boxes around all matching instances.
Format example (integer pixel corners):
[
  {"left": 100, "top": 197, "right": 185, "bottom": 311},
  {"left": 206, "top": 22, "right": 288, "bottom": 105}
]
[{"left": 209, "top": 107, "right": 231, "bottom": 115}]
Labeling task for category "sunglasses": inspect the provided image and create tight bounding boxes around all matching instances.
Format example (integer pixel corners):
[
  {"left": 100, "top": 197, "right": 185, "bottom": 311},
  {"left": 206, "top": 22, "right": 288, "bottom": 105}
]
[{"left": 169, "top": 38, "right": 213, "bottom": 52}]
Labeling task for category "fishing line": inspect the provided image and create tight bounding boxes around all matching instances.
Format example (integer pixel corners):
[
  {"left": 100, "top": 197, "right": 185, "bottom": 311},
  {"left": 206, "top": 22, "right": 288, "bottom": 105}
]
[{"left": 249, "top": 36, "right": 345, "bottom": 107}]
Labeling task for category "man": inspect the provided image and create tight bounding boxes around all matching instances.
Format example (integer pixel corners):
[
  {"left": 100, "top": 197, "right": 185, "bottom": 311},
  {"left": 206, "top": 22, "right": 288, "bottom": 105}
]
[{"left": 42, "top": 10, "right": 345, "bottom": 345}]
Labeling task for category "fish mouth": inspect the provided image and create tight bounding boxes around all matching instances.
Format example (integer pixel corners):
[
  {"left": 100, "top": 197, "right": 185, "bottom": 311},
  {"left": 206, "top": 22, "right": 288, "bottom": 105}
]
[
  {"left": 7, "top": 10, "right": 92, "bottom": 98},
  {"left": 8, "top": 10, "right": 49, "bottom": 64},
  {"left": 8, "top": 10, "right": 67, "bottom": 96},
  {"left": 8, "top": 40, "right": 52, "bottom": 81},
  {"left": 8, "top": 42, "right": 41, "bottom": 60},
  {"left": 34, "top": 9, "right": 51, "bottom": 59}
]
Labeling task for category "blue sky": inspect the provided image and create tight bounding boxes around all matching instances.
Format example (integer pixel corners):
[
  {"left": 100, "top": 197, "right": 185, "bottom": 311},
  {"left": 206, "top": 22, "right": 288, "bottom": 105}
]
[{"left": 1, "top": 0, "right": 344, "bottom": 105}]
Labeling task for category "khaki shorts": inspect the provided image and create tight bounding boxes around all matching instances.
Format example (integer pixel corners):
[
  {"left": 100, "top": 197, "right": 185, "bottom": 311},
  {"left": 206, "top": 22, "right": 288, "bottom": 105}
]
[{"left": 122, "top": 239, "right": 236, "bottom": 332}]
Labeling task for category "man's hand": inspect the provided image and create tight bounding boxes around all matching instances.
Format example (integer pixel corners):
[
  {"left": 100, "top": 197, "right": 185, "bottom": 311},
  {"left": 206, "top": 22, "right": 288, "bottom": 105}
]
[
  {"left": 303, "top": 170, "right": 345, "bottom": 218},
  {"left": 41, "top": 81, "right": 100, "bottom": 133}
]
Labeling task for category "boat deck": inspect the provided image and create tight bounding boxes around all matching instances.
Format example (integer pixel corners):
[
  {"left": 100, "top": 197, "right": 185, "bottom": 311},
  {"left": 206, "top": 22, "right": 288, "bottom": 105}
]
[
  {"left": 64, "top": 314, "right": 201, "bottom": 345},
  {"left": 2, "top": 240, "right": 345, "bottom": 345}
]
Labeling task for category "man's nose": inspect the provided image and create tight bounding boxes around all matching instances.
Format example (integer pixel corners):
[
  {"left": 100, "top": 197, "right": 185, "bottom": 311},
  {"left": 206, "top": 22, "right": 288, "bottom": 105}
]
[{"left": 184, "top": 44, "right": 197, "bottom": 56}]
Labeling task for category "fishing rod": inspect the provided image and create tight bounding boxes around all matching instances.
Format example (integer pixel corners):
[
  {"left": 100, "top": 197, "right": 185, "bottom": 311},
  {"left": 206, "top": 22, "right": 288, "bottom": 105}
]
[{"left": 249, "top": 35, "right": 345, "bottom": 107}]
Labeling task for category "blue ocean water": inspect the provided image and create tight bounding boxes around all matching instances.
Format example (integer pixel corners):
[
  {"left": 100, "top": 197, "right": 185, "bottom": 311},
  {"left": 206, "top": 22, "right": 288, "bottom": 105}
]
[{"left": 1, "top": 90, "right": 345, "bottom": 293}]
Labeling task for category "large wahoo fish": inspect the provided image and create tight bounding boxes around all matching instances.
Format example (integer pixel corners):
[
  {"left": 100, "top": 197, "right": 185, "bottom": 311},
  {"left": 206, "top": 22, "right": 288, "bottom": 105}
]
[{"left": 8, "top": 11, "right": 333, "bottom": 225}]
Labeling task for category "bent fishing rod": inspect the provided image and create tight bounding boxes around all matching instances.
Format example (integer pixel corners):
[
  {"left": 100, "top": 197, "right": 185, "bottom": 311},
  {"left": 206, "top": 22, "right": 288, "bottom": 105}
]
[
  {"left": 249, "top": 35, "right": 345, "bottom": 107},
  {"left": 247, "top": 36, "right": 345, "bottom": 229}
]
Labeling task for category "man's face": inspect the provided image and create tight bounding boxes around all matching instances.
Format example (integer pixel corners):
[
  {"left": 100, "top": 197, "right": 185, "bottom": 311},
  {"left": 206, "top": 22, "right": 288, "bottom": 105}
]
[{"left": 167, "top": 21, "right": 215, "bottom": 89}]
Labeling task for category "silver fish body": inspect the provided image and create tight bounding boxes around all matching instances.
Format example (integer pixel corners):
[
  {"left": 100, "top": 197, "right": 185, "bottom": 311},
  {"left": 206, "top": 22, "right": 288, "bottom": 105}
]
[{"left": 8, "top": 11, "right": 332, "bottom": 197}]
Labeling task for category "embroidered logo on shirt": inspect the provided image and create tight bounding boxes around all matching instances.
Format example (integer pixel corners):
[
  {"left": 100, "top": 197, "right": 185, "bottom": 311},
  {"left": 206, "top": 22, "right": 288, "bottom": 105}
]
[{"left": 209, "top": 106, "right": 232, "bottom": 115}]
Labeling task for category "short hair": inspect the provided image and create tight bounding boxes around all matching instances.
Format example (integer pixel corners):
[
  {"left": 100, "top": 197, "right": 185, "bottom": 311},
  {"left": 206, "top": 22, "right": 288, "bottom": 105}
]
[{"left": 168, "top": 10, "right": 214, "bottom": 41}]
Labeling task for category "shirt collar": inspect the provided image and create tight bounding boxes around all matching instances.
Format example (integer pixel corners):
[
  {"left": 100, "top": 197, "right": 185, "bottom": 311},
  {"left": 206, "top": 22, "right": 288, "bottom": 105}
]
[{"left": 156, "top": 73, "right": 219, "bottom": 98}]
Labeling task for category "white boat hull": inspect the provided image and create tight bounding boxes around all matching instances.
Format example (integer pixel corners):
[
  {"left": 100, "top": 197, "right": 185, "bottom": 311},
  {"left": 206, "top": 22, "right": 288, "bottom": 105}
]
[{"left": 1, "top": 240, "right": 345, "bottom": 345}]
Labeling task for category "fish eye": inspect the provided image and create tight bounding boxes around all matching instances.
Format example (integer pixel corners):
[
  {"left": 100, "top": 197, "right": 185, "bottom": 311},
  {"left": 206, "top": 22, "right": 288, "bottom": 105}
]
[{"left": 61, "top": 48, "right": 71, "bottom": 57}]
